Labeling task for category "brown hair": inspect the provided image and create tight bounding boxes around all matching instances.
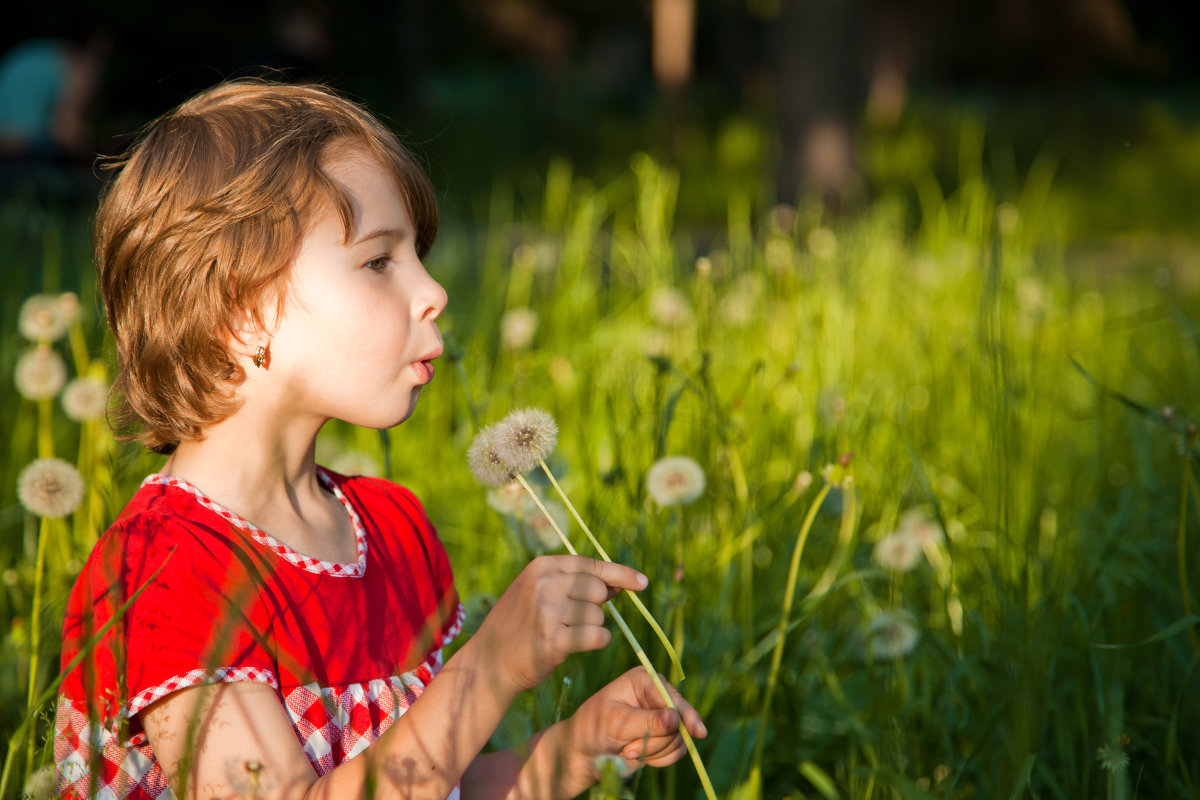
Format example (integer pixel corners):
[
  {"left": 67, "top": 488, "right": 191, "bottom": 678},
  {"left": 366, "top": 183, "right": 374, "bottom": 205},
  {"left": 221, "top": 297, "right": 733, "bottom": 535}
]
[{"left": 96, "top": 80, "right": 438, "bottom": 453}]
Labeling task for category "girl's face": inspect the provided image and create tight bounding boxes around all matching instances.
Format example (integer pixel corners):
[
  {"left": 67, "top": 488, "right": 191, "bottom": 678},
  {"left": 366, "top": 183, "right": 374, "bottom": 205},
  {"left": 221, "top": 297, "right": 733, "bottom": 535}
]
[{"left": 260, "top": 145, "right": 447, "bottom": 430}]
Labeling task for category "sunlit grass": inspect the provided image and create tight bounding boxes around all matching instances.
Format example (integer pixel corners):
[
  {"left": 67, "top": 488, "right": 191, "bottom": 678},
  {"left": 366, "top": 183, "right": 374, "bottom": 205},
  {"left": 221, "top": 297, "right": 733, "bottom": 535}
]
[{"left": 2, "top": 113, "right": 1198, "bottom": 798}]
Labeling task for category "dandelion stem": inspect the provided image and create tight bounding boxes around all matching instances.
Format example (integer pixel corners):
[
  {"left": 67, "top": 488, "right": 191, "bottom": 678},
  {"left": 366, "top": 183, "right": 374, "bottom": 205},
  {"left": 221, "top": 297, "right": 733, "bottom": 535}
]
[
  {"left": 1179, "top": 459, "right": 1198, "bottom": 653},
  {"left": 511, "top": 474, "right": 716, "bottom": 800},
  {"left": 536, "top": 458, "right": 686, "bottom": 679},
  {"left": 36, "top": 398, "right": 53, "bottom": 459},
  {"left": 750, "top": 480, "right": 837, "bottom": 790},
  {"left": 24, "top": 517, "right": 50, "bottom": 781}
]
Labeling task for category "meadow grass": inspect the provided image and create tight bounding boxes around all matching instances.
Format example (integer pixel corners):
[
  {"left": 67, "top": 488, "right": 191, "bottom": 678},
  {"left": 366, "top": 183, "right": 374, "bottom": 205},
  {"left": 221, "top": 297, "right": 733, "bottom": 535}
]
[{"left": 1, "top": 115, "right": 1198, "bottom": 799}]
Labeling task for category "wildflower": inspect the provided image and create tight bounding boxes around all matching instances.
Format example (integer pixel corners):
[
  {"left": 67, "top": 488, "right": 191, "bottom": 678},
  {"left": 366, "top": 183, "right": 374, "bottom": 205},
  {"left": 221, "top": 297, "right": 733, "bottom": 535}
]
[
  {"left": 794, "top": 470, "right": 813, "bottom": 493},
  {"left": 864, "top": 609, "right": 919, "bottom": 659},
  {"left": 17, "top": 458, "right": 85, "bottom": 518},
  {"left": 500, "top": 308, "right": 538, "bottom": 350},
  {"left": 648, "top": 287, "right": 693, "bottom": 328},
  {"left": 486, "top": 481, "right": 526, "bottom": 516},
  {"left": 646, "top": 456, "right": 706, "bottom": 507},
  {"left": 517, "top": 494, "right": 568, "bottom": 551},
  {"left": 62, "top": 375, "right": 109, "bottom": 422},
  {"left": 872, "top": 531, "right": 922, "bottom": 572},
  {"left": 328, "top": 450, "right": 382, "bottom": 477},
  {"left": 18, "top": 294, "right": 68, "bottom": 342},
  {"left": 493, "top": 408, "right": 558, "bottom": 473},
  {"left": 14, "top": 346, "right": 67, "bottom": 400},
  {"left": 1096, "top": 740, "right": 1130, "bottom": 772},
  {"left": 467, "top": 425, "right": 516, "bottom": 487}
]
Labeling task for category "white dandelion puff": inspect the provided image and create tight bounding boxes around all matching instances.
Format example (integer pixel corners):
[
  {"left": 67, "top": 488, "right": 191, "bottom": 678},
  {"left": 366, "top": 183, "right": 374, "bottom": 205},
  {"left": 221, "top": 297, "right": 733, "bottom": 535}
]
[
  {"left": 517, "top": 494, "right": 568, "bottom": 551},
  {"left": 486, "top": 481, "right": 526, "bottom": 516},
  {"left": 900, "top": 507, "right": 945, "bottom": 547},
  {"left": 22, "top": 765, "right": 57, "bottom": 800},
  {"left": 646, "top": 455, "right": 706, "bottom": 507},
  {"left": 500, "top": 308, "right": 538, "bottom": 350},
  {"left": 62, "top": 375, "right": 109, "bottom": 422},
  {"left": 467, "top": 425, "right": 516, "bottom": 487},
  {"left": 872, "top": 531, "right": 923, "bottom": 573},
  {"left": 327, "top": 450, "right": 382, "bottom": 477},
  {"left": 18, "top": 294, "right": 68, "bottom": 342},
  {"left": 493, "top": 408, "right": 558, "bottom": 473},
  {"left": 58, "top": 291, "right": 82, "bottom": 325},
  {"left": 14, "top": 346, "right": 67, "bottom": 400},
  {"left": 864, "top": 609, "right": 919, "bottom": 659},
  {"left": 649, "top": 287, "right": 693, "bottom": 328},
  {"left": 18, "top": 457, "right": 85, "bottom": 518},
  {"left": 1096, "top": 741, "right": 1130, "bottom": 773}
]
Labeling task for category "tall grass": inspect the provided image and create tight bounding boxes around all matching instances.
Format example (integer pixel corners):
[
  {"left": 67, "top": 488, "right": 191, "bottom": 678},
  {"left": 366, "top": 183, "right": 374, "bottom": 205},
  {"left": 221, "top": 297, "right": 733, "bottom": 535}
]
[{"left": 2, "top": 114, "right": 1198, "bottom": 798}]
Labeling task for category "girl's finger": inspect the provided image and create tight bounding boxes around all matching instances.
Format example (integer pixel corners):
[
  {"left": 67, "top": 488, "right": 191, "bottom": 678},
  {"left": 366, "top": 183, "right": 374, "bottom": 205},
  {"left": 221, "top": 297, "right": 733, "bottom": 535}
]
[
  {"left": 554, "top": 622, "right": 612, "bottom": 654},
  {"left": 564, "top": 599, "right": 605, "bottom": 628},
  {"left": 564, "top": 573, "right": 611, "bottom": 605}
]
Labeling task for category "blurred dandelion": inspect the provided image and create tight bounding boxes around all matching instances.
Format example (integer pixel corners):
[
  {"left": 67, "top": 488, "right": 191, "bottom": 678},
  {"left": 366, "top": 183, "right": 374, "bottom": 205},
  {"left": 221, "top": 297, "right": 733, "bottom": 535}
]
[
  {"left": 872, "top": 531, "right": 922, "bottom": 572},
  {"left": 807, "top": 227, "right": 837, "bottom": 259},
  {"left": 648, "top": 287, "right": 693, "bottom": 328},
  {"left": 467, "top": 425, "right": 515, "bottom": 487},
  {"left": 592, "top": 753, "right": 629, "bottom": 799},
  {"left": 793, "top": 470, "right": 814, "bottom": 493},
  {"left": 18, "top": 294, "right": 68, "bottom": 342},
  {"left": 517, "top": 495, "right": 568, "bottom": 551},
  {"left": 900, "top": 507, "right": 945, "bottom": 547},
  {"left": 500, "top": 307, "right": 538, "bottom": 350},
  {"left": 327, "top": 450, "right": 382, "bottom": 478},
  {"left": 646, "top": 456, "right": 706, "bottom": 507},
  {"left": 764, "top": 238, "right": 792, "bottom": 271},
  {"left": 485, "top": 481, "right": 526, "bottom": 516},
  {"left": 22, "top": 765, "right": 56, "bottom": 799},
  {"left": 57, "top": 291, "right": 81, "bottom": 325},
  {"left": 493, "top": 407, "right": 558, "bottom": 473},
  {"left": 1096, "top": 740, "right": 1130, "bottom": 772},
  {"left": 18, "top": 458, "right": 84, "bottom": 518},
  {"left": 14, "top": 347, "right": 67, "bottom": 400},
  {"left": 62, "top": 375, "right": 108, "bottom": 422},
  {"left": 864, "top": 609, "right": 919, "bottom": 659}
]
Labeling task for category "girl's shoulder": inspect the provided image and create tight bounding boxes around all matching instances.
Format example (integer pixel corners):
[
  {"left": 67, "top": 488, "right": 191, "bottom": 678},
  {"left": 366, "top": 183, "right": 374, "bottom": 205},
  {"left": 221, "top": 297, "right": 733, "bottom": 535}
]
[{"left": 317, "top": 467, "right": 434, "bottom": 531}]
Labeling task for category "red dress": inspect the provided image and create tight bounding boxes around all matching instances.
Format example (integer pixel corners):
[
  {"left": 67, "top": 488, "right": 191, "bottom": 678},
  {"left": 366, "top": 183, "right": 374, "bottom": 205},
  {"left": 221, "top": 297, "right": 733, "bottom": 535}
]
[{"left": 53, "top": 468, "right": 463, "bottom": 799}]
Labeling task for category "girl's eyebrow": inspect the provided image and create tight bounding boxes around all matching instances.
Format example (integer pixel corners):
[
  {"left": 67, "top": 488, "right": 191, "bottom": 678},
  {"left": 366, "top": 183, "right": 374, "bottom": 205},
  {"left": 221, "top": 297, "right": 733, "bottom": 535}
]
[{"left": 351, "top": 227, "right": 405, "bottom": 246}]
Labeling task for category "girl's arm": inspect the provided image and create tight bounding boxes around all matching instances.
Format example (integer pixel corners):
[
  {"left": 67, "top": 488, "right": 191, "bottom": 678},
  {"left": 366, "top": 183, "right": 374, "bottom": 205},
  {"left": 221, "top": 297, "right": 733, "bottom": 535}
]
[{"left": 143, "top": 556, "right": 647, "bottom": 800}]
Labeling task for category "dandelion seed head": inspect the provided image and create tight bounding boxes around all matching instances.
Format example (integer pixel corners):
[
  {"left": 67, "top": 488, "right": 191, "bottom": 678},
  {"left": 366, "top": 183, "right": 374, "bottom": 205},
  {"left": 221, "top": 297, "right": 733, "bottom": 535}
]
[
  {"left": 62, "top": 375, "right": 109, "bottom": 422},
  {"left": 807, "top": 227, "right": 837, "bottom": 259},
  {"left": 648, "top": 287, "right": 693, "bottom": 328},
  {"left": 646, "top": 455, "right": 706, "bottom": 507},
  {"left": 485, "top": 481, "right": 526, "bottom": 516},
  {"left": 864, "top": 609, "right": 919, "bottom": 660},
  {"left": 14, "top": 347, "right": 67, "bottom": 400},
  {"left": 794, "top": 470, "right": 814, "bottom": 493},
  {"left": 18, "top": 294, "right": 68, "bottom": 342},
  {"left": 872, "top": 531, "right": 923, "bottom": 572},
  {"left": 764, "top": 238, "right": 792, "bottom": 271},
  {"left": 518, "top": 495, "right": 567, "bottom": 551},
  {"left": 901, "top": 508, "right": 945, "bottom": 547},
  {"left": 494, "top": 408, "right": 558, "bottom": 472},
  {"left": 500, "top": 307, "right": 538, "bottom": 350},
  {"left": 18, "top": 457, "right": 85, "bottom": 518},
  {"left": 23, "top": 765, "right": 56, "bottom": 800},
  {"left": 467, "top": 426, "right": 516, "bottom": 487},
  {"left": 1096, "top": 742, "right": 1129, "bottom": 772}
]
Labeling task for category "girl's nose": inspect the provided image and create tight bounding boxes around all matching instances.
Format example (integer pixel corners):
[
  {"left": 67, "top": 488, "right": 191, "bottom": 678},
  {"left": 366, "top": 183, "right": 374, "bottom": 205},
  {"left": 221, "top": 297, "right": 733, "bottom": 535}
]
[{"left": 414, "top": 263, "right": 448, "bottom": 321}]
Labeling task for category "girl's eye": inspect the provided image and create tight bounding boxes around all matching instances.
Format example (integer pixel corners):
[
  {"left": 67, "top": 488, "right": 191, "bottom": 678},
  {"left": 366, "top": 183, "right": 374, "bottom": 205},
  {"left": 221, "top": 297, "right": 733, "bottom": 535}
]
[{"left": 365, "top": 256, "right": 390, "bottom": 273}]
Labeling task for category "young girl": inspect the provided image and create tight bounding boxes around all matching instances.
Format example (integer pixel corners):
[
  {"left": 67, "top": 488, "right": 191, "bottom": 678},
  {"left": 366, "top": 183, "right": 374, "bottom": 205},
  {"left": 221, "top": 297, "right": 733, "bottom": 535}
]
[{"left": 54, "top": 80, "right": 705, "bottom": 800}]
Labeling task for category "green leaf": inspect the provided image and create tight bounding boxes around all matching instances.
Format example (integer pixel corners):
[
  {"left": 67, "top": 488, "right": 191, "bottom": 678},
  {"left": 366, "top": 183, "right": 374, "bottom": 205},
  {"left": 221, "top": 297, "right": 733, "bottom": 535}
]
[{"left": 1094, "top": 615, "right": 1200, "bottom": 649}]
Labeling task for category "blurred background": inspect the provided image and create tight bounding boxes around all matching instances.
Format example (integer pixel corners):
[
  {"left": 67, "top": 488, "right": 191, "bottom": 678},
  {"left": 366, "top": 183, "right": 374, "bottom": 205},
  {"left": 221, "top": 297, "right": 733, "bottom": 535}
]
[{"left": 2, "top": 0, "right": 1196, "bottom": 225}]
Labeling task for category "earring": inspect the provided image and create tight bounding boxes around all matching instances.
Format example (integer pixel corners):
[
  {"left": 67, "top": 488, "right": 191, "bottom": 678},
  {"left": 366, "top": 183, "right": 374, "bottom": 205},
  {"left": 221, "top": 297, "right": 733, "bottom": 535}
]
[{"left": 253, "top": 346, "right": 266, "bottom": 368}]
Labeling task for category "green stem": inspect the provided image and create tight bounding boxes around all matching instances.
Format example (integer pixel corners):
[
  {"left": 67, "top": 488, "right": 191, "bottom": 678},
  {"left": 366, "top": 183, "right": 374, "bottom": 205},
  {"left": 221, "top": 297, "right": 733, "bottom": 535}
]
[
  {"left": 537, "top": 459, "right": 685, "bottom": 680},
  {"left": 1180, "top": 459, "right": 1198, "bottom": 653},
  {"left": 750, "top": 481, "right": 835, "bottom": 784},
  {"left": 24, "top": 517, "right": 50, "bottom": 781},
  {"left": 512, "top": 475, "right": 717, "bottom": 800},
  {"left": 37, "top": 398, "right": 53, "bottom": 459}
]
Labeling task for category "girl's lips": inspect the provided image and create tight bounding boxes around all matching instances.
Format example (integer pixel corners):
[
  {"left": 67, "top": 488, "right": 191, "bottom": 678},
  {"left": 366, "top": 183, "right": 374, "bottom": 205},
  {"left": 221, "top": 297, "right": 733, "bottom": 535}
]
[{"left": 413, "top": 359, "right": 435, "bottom": 384}]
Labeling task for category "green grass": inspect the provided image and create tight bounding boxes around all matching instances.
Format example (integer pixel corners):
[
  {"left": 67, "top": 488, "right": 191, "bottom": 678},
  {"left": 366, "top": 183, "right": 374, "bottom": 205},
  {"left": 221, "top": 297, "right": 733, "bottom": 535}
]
[{"left": 2, "top": 110, "right": 1198, "bottom": 798}]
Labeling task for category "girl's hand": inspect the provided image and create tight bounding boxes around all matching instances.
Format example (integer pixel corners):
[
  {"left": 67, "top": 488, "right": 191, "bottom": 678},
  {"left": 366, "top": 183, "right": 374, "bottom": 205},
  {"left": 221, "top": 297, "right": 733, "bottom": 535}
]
[
  {"left": 475, "top": 555, "right": 648, "bottom": 694},
  {"left": 559, "top": 667, "right": 708, "bottom": 784}
]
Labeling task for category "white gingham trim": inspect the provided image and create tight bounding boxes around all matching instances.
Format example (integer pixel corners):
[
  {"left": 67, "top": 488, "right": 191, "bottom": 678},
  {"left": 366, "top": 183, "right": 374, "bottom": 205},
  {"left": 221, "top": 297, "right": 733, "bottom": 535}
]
[
  {"left": 124, "top": 666, "right": 279, "bottom": 720},
  {"left": 142, "top": 467, "right": 368, "bottom": 577}
]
